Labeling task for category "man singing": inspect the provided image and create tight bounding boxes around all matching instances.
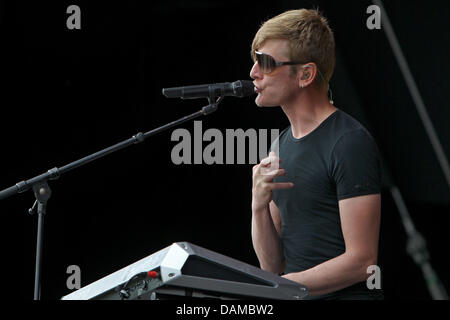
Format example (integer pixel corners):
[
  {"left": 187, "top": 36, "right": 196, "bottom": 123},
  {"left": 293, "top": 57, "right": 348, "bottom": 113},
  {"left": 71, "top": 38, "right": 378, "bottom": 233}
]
[{"left": 250, "top": 9, "right": 383, "bottom": 300}]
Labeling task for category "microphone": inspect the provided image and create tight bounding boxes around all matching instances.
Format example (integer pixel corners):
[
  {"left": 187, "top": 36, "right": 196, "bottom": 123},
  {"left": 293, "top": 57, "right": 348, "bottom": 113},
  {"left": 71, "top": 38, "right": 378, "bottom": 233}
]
[{"left": 162, "top": 80, "right": 255, "bottom": 99}]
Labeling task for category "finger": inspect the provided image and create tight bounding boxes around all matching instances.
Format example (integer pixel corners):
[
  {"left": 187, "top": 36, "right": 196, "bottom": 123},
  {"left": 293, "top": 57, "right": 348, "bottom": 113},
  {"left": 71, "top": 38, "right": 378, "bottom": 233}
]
[
  {"left": 269, "top": 182, "right": 294, "bottom": 190},
  {"left": 260, "top": 168, "right": 286, "bottom": 179},
  {"left": 260, "top": 156, "right": 281, "bottom": 167}
]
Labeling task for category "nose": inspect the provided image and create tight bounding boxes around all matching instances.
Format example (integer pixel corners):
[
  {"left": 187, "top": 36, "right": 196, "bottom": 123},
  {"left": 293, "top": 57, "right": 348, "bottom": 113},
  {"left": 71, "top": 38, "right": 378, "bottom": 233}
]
[{"left": 250, "top": 61, "right": 262, "bottom": 80}]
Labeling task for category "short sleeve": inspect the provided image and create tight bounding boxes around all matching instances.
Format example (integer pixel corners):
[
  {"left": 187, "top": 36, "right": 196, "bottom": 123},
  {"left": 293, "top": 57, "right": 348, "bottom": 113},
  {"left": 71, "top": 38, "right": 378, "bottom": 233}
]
[{"left": 330, "top": 128, "right": 382, "bottom": 200}]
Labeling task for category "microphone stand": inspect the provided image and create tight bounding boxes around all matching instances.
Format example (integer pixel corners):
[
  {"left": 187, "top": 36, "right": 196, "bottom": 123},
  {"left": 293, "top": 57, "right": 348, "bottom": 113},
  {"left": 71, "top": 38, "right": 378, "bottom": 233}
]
[
  {"left": 0, "top": 96, "right": 224, "bottom": 300},
  {"left": 380, "top": 159, "right": 448, "bottom": 299}
]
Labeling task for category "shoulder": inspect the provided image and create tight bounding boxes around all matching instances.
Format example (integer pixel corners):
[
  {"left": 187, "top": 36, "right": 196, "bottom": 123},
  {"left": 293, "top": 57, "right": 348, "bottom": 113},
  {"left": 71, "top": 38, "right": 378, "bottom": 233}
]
[
  {"left": 330, "top": 128, "right": 380, "bottom": 167},
  {"left": 332, "top": 109, "right": 370, "bottom": 134},
  {"left": 330, "top": 110, "right": 378, "bottom": 154}
]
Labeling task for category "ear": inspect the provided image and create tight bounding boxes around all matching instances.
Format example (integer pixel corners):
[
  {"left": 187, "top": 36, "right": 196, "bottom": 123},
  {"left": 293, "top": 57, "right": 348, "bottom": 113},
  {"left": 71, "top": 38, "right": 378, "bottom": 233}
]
[{"left": 298, "top": 63, "right": 318, "bottom": 88}]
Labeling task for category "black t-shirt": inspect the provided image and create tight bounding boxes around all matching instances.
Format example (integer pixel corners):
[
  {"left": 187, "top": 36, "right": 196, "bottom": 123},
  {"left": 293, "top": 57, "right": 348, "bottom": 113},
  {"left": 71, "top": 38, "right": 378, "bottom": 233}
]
[{"left": 272, "top": 109, "right": 383, "bottom": 300}]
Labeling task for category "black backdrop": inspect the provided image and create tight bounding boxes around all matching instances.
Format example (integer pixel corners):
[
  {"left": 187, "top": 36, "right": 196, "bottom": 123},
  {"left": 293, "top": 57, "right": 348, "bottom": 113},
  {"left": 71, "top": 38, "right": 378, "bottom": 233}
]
[{"left": 2, "top": 0, "right": 449, "bottom": 300}]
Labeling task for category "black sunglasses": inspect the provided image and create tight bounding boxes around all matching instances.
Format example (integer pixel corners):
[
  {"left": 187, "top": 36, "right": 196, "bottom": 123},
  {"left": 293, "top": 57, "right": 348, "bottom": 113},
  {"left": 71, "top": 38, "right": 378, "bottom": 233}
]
[{"left": 254, "top": 51, "right": 306, "bottom": 74}]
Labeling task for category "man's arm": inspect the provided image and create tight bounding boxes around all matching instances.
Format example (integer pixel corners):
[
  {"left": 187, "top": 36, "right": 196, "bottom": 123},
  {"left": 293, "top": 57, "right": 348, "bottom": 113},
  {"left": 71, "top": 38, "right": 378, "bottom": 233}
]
[
  {"left": 282, "top": 193, "right": 381, "bottom": 296},
  {"left": 252, "top": 200, "right": 285, "bottom": 274},
  {"left": 251, "top": 152, "right": 292, "bottom": 274}
]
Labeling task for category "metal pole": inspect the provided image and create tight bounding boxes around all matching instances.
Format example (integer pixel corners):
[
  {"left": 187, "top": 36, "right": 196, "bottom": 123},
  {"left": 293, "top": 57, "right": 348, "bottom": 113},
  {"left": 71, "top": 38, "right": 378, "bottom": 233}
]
[{"left": 372, "top": 0, "right": 450, "bottom": 191}]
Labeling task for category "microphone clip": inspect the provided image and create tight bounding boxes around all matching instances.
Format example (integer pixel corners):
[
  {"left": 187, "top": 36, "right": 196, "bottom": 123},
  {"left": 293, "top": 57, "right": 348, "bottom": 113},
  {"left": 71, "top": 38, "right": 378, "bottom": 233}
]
[{"left": 203, "top": 96, "right": 224, "bottom": 115}]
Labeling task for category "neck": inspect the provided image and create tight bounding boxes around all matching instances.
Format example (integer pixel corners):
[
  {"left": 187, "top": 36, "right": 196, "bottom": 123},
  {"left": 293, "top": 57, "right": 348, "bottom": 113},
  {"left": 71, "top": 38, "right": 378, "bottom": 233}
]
[{"left": 281, "top": 87, "right": 337, "bottom": 139}]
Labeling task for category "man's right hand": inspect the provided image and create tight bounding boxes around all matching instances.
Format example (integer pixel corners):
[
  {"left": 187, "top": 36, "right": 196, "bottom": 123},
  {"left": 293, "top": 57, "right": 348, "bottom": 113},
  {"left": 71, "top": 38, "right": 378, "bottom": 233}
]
[{"left": 252, "top": 151, "right": 294, "bottom": 212}]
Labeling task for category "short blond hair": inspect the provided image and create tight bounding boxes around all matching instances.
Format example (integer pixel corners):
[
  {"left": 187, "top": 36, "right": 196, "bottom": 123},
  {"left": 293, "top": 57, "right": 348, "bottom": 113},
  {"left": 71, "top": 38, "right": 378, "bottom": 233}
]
[{"left": 251, "top": 9, "right": 335, "bottom": 88}]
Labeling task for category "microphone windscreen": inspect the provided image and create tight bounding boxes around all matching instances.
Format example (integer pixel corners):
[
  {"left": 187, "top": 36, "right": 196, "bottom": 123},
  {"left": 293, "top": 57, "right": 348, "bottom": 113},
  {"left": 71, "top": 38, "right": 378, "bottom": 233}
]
[{"left": 235, "top": 80, "right": 255, "bottom": 97}]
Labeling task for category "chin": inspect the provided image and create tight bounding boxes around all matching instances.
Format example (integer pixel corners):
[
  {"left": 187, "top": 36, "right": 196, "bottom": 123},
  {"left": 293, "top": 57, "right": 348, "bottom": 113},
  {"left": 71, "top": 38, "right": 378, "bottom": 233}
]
[
  {"left": 255, "top": 95, "right": 278, "bottom": 107},
  {"left": 255, "top": 101, "right": 278, "bottom": 108}
]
